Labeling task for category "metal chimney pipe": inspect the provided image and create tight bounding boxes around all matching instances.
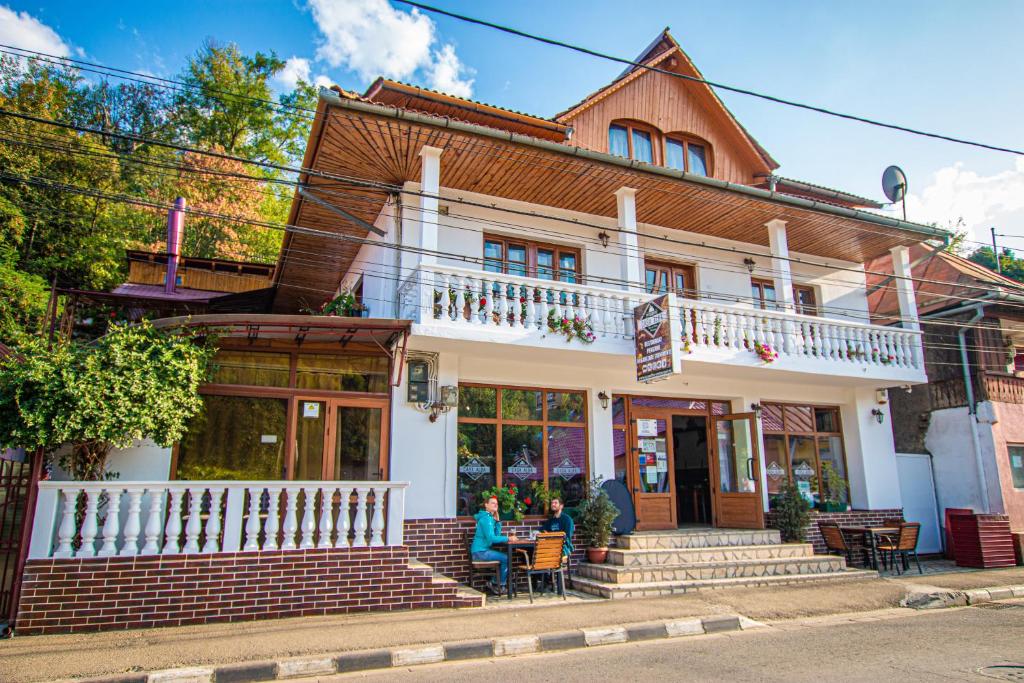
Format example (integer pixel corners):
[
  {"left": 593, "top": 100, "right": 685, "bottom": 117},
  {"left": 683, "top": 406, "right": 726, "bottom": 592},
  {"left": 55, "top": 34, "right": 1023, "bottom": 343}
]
[{"left": 165, "top": 197, "right": 186, "bottom": 294}]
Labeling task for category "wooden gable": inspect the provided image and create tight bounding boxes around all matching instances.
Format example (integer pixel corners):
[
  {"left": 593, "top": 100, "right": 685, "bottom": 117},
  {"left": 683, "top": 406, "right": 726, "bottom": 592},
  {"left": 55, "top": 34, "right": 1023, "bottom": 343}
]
[{"left": 557, "top": 31, "right": 776, "bottom": 184}]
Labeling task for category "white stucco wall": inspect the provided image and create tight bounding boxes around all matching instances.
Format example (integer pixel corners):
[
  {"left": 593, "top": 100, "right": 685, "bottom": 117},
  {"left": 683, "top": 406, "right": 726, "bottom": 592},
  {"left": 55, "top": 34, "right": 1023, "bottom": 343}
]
[{"left": 924, "top": 405, "right": 1005, "bottom": 516}]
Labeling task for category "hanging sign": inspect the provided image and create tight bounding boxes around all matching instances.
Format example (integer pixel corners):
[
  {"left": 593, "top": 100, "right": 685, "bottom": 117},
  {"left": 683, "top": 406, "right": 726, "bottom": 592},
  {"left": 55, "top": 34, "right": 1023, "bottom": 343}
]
[
  {"left": 552, "top": 458, "right": 583, "bottom": 481},
  {"left": 634, "top": 293, "right": 682, "bottom": 383},
  {"left": 507, "top": 456, "right": 539, "bottom": 480},
  {"left": 636, "top": 419, "right": 658, "bottom": 437},
  {"left": 459, "top": 457, "right": 491, "bottom": 481}
]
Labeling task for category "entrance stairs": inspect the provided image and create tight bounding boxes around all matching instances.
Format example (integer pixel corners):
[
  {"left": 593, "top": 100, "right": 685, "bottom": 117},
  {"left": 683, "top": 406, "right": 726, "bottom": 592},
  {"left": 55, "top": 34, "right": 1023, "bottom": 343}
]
[{"left": 571, "top": 528, "right": 875, "bottom": 599}]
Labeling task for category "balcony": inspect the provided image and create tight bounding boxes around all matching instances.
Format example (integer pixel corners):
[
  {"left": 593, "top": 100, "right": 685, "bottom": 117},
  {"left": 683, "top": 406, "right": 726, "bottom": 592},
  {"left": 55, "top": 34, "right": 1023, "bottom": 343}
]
[{"left": 397, "top": 263, "right": 925, "bottom": 383}]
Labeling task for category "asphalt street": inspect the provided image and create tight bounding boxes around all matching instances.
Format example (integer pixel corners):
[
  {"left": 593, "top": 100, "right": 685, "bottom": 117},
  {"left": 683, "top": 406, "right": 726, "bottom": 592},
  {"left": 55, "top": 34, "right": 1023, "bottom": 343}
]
[{"left": 323, "top": 603, "right": 1024, "bottom": 682}]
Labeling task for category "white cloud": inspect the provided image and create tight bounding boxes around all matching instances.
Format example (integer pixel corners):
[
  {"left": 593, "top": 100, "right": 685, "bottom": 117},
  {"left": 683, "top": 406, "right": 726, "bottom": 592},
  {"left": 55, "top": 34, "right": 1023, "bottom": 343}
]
[
  {"left": 903, "top": 159, "right": 1024, "bottom": 245},
  {"left": 308, "top": 0, "right": 474, "bottom": 97},
  {"left": 0, "top": 5, "right": 70, "bottom": 58},
  {"left": 272, "top": 56, "right": 333, "bottom": 92}
]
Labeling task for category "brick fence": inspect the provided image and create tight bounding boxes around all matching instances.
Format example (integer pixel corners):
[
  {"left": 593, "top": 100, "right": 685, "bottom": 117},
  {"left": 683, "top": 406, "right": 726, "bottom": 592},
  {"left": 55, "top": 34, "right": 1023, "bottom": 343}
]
[
  {"left": 404, "top": 517, "right": 584, "bottom": 588},
  {"left": 16, "top": 546, "right": 479, "bottom": 636},
  {"left": 766, "top": 508, "right": 904, "bottom": 560}
]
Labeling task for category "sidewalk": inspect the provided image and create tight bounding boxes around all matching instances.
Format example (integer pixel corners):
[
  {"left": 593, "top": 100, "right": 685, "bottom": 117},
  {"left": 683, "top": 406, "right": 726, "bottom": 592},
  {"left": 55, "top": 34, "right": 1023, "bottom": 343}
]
[{"left": 4, "top": 566, "right": 1023, "bottom": 682}]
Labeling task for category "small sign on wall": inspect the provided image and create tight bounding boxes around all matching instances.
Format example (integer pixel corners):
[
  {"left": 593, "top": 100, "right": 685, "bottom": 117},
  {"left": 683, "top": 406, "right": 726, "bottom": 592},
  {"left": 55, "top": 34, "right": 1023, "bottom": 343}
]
[
  {"left": 302, "top": 402, "right": 321, "bottom": 419},
  {"left": 260, "top": 434, "right": 278, "bottom": 444}
]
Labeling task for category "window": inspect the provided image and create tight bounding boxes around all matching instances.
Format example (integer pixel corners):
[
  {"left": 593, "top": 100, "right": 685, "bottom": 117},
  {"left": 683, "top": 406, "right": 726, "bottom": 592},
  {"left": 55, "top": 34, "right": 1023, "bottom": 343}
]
[
  {"left": 1009, "top": 445, "right": 1024, "bottom": 489},
  {"left": 456, "top": 385, "right": 587, "bottom": 517},
  {"left": 665, "top": 135, "right": 711, "bottom": 176},
  {"left": 751, "top": 278, "right": 818, "bottom": 315},
  {"left": 761, "top": 403, "right": 848, "bottom": 509},
  {"left": 608, "top": 121, "right": 660, "bottom": 164},
  {"left": 483, "top": 235, "right": 580, "bottom": 283},
  {"left": 645, "top": 260, "right": 697, "bottom": 298}
]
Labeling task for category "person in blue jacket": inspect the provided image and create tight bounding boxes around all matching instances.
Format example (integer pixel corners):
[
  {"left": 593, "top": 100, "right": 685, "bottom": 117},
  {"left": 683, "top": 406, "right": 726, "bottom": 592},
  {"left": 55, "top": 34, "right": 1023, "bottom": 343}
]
[
  {"left": 539, "top": 495, "right": 574, "bottom": 558},
  {"left": 471, "top": 496, "right": 518, "bottom": 592}
]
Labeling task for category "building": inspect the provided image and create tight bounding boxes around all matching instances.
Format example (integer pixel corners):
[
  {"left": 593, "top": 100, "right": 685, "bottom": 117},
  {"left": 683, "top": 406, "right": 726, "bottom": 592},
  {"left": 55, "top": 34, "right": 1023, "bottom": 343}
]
[
  {"left": 867, "top": 244, "right": 1024, "bottom": 550},
  {"left": 16, "top": 31, "right": 947, "bottom": 633}
]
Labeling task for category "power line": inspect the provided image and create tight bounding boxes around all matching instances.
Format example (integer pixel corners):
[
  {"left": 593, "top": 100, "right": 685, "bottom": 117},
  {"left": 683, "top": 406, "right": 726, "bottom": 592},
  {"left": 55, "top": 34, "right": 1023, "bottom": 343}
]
[{"left": 394, "top": 1, "right": 1024, "bottom": 157}]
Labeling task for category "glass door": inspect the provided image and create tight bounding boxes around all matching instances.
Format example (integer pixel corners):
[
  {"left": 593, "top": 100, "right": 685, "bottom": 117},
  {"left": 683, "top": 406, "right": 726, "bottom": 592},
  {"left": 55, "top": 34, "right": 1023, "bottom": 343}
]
[
  {"left": 294, "top": 399, "right": 328, "bottom": 480},
  {"left": 293, "top": 398, "right": 389, "bottom": 481},
  {"left": 630, "top": 410, "right": 678, "bottom": 531},
  {"left": 710, "top": 413, "right": 764, "bottom": 529}
]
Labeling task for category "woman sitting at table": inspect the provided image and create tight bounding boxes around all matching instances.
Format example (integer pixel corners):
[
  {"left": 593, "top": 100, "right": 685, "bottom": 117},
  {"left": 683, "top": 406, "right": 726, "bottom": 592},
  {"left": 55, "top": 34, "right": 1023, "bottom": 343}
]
[{"left": 471, "top": 496, "right": 518, "bottom": 592}]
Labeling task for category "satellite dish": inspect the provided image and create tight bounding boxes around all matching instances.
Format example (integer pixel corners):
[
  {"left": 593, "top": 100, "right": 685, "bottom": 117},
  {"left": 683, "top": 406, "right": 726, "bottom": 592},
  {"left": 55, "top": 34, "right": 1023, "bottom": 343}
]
[{"left": 882, "top": 165, "right": 908, "bottom": 203}]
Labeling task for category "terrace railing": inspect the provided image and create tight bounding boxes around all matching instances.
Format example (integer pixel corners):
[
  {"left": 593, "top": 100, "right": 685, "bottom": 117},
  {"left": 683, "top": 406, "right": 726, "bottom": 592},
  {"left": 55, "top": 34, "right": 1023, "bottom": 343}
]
[
  {"left": 398, "top": 263, "right": 923, "bottom": 371},
  {"left": 28, "top": 480, "right": 408, "bottom": 560}
]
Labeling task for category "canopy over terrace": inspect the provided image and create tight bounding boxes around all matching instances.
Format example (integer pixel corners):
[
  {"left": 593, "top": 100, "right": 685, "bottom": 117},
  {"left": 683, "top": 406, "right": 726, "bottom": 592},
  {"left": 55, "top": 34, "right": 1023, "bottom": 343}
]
[{"left": 272, "top": 89, "right": 949, "bottom": 313}]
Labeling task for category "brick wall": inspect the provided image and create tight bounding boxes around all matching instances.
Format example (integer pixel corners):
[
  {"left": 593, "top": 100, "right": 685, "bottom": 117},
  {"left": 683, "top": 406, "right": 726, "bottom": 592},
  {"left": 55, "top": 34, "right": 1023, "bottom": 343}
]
[
  {"left": 17, "top": 546, "right": 480, "bottom": 636},
  {"left": 766, "top": 509, "right": 904, "bottom": 560},
  {"left": 404, "top": 517, "right": 583, "bottom": 588}
]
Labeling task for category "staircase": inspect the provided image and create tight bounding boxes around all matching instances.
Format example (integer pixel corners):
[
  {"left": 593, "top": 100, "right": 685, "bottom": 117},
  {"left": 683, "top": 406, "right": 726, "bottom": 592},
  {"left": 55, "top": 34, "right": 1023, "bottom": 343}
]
[{"left": 572, "top": 528, "right": 875, "bottom": 599}]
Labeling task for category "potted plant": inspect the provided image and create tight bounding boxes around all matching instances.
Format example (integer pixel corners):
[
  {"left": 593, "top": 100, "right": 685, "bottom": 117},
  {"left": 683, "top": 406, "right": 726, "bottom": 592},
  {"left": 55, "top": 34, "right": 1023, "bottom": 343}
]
[
  {"left": 819, "top": 461, "right": 848, "bottom": 512},
  {"left": 772, "top": 479, "right": 811, "bottom": 542},
  {"left": 479, "top": 484, "right": 526, "bottom": 521},
  {"left": 575, "top": 477, "right": 619, "bottom": 563},
  {"left": 529, "top": 480, "right": 561, "bottom": 513}
]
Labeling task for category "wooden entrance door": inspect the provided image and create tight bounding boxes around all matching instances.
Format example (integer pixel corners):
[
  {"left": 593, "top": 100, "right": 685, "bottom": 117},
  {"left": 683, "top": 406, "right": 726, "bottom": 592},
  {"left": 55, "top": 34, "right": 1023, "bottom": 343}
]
[
  {"left": 711, "top": 413, "right": 764, "bottom": 529},
  {"left": 629, "top": 411, "right": 678, "bottom": 531},
  {"left": 293, "top": 397, "right": 389, "bottom": 480}
]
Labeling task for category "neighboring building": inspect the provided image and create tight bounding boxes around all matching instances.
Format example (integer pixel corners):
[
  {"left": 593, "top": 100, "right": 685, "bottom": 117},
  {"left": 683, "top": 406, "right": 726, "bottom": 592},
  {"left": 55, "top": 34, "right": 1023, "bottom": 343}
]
[
  {"left": 867, "top": 244, "right": 1024, "bottom": 545},
  {"left": 17, "top": 31, "right": 950, "bottom": 633}
]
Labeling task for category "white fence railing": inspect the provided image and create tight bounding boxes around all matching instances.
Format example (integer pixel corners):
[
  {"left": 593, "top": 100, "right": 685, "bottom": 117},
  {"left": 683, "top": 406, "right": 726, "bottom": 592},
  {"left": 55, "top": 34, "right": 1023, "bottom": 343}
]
[
  {"left": 397, "top": 264, "right": 922, "bottom": 370},
  {"left": 28, "top": 480, "right": 408, "bottom": 560}
]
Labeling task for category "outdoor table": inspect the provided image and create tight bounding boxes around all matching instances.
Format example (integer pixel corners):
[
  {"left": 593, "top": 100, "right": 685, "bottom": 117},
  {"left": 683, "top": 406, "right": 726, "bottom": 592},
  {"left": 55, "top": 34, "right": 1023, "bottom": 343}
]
[
  {"left": 497, "top": 538, "right": 537, "bottom": 600},
  {"left": 838, "top": 526, "right": 899, "bottom": 570}
]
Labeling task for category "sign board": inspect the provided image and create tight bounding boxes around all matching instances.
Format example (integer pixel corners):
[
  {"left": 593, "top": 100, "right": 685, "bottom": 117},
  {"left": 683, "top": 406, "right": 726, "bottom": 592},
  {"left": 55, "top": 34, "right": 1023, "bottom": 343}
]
[
  {"left": 765, "top": 461, "right": 786, "bottom": 480},
  {"left": 634, "top": 294, "right": 682, "bottom": 383},
  {"left": 636, "top": 419, "right": 659, "bottom": 437},
  {"left": 797, "top": 480, "right": 814, "bottom": 504},
  {"left": 260, "top": 434, "right": 278, "bottom": 444},
  {"left": 459, "top": 457, "right": 490, "bottom": 481},
  {"left": 302, "top": 402, "right": 321, "bottom": 419},
  {"left": 552, "top": 458, "right": 582, "bottom": 481},
  {"left": 793, "top": 461, "right": 815, "bottom": 479},
  {"left": 507, "top": 456, "right": 538, "bottom": 480}
]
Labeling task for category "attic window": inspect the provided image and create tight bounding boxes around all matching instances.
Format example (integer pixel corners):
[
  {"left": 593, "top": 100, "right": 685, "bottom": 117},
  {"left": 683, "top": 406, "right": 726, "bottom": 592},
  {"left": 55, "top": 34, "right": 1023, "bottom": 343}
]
[
  {"left": 609, "top": 121, "right": 658, "bottom": 164},
  {"left": 665, "top": 135, "right": 711, "bottom": 176}
]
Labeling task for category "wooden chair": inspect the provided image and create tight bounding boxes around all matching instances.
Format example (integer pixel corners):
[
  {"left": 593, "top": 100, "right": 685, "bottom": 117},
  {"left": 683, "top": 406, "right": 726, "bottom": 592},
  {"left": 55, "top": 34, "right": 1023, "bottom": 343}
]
[
  {"left": 464, "top": 531, "right": 501, "bottom": 594},
  {"left": 818, "top": 522, "right": 868, "bottom": 566},
  {"left": 877, "top": 522, "right": 923, "bottom": 575},
  {"left": 515, "top": 532, "right": 567, "bottom": 604}
]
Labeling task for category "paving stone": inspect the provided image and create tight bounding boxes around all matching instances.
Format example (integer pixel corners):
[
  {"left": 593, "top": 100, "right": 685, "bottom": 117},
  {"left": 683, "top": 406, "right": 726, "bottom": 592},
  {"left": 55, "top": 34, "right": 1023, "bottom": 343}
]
[
  {"left": 391, "top": 645, "right": 444, "bottom": 667},
  {"left": 443, "top": 640, "right": 494, "bottom": 661},
  {"left": 493, "top": 635, "right": 539, "bottom": 656},
  {"left": 665, "top": 618, "right": 705, "bottom": 637},
  {"left": 276, "top": 657, "right": 335, "bottom": 678},
  {"left": 583, "top": 626, "right": 628, "bottom": 646},
  {"left": 625, "top": 622, "right": 669, "bottom": 641},
  {"left": 701, "top": 615, "right": 742, "bottom": 633},
  {"left": 148, "top": 668, "right": 215, "bottom": 683},
  {"left": 214, "top": 661, "right": 278, "bottom": 683},
  {"left": 334, "top": 650, "right": 393, "bottom": 674},
  {"left": 538, "top": 630, "right": 587, "bottom": 651}
]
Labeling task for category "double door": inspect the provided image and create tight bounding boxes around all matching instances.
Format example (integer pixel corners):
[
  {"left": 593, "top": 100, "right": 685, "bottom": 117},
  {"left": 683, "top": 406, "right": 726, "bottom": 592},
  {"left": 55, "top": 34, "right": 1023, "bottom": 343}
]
[
  {"left": 292, "top": 397, "right": 388, "bottom": 481},
  {"left": 628, "top": 409, "right": 763, "bottom": 530}
]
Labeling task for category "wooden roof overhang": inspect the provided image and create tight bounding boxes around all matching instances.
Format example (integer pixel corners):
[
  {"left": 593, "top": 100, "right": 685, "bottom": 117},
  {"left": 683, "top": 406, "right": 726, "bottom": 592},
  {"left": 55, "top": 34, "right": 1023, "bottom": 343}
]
[{"left": 273, "top": 92, "right": 950, "bottom": 313}]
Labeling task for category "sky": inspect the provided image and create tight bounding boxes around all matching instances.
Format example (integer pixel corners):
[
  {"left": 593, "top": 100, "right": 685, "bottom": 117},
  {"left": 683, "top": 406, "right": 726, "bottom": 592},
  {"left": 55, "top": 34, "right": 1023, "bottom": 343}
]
[{"left": 3, "top": 0, "right": 1023, "bottom": 254}]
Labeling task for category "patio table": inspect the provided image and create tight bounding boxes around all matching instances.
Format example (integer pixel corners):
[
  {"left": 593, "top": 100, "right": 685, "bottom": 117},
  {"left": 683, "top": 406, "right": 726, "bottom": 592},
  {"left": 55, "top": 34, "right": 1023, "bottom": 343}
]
[
  {"left": 497, "top": 538, "right": 537, "bottom": 600},
  {"left": 838, "top": 525, "right": 899, "bottom": 570}
]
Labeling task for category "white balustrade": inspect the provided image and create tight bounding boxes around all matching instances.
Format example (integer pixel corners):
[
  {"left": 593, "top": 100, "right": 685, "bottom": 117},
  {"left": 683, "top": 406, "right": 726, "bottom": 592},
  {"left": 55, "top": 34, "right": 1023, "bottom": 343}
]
[{"left": 28, "top": 480, "right": 410, "bottom": 559}]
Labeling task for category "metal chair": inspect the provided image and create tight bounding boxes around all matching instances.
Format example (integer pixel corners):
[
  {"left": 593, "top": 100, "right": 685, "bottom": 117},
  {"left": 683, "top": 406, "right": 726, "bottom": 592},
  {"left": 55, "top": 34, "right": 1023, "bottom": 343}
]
[
  {"left": 877, "top": 522, "right": 923, "bottom": 574},
  {"left": 515, "top": 532, "right": 567, "bottom": 604},
  {"left": 464, "top": 531, "right": 501, "bottom": 594}
]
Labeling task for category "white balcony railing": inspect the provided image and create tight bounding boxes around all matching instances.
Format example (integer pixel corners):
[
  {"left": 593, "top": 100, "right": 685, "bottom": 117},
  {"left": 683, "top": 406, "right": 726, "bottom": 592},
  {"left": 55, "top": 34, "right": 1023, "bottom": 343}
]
[
  {"left": 28, "top": 480, "right": 408, "bottom": 560},
  {"left": 398, "top": 263, "right": 923, "bottom": 371}
]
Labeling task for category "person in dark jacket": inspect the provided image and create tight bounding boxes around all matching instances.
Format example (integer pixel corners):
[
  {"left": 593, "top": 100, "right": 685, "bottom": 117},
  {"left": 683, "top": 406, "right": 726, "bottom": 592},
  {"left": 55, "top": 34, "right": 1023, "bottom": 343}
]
[
  {"left": 540, "top": 495, "right": 574, "bottom": 557},
  {"left": 471, "top": 496, "right": 518, "bottom": 591}
]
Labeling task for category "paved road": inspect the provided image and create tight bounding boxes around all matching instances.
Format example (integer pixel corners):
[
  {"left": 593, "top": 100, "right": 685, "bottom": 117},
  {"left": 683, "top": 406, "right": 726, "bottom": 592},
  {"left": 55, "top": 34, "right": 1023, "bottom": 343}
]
[{"left": 323, "top": 604, "right": 1024, "bottom": 682}]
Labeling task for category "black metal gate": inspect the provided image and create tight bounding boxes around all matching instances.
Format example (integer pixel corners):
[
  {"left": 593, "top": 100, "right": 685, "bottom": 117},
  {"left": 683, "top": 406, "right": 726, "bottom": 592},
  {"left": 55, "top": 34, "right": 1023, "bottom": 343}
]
[{"left": 0, "top": 449, "right": 35, "bottom": 629}]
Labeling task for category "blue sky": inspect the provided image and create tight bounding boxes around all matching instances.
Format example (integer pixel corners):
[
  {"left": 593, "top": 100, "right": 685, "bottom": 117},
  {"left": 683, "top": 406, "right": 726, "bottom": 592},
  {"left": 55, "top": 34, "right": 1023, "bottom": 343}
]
[{"left": 5, "top": 0, "right": 1024, "bottom": 250}]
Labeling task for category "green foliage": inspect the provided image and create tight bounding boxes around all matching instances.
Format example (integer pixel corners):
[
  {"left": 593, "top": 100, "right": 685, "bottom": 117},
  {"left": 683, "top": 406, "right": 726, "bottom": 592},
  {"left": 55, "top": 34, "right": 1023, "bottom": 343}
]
[
  {"left": 772, "top": 479, "right": 812, "bottom": 542},
  {"left": 480, "top": 483, "right": 526, "bottom": 521},
  {"left": 966, "top": 246, "right": 1024, "bottom": 284},
  {"left": 820, "top": 461, "right": 848, "bottom": 506},
  {"left": 575, "top": 477, "right": 619, "bottom": 548},
  {"left": 0, "top": 321, "right": 215, "bottom": 480}
]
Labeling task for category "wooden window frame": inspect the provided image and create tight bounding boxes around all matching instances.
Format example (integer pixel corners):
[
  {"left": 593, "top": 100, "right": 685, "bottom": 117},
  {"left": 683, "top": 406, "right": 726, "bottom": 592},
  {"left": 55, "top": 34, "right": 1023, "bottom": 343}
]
[
  {"left": 751, "top": 278, "right": 819, "bottom": 316},
  {"left": 456, "top": 382, "right": 589, "bottom": 518},
  {"left": 483, "top": 234, "right": 581, "bottom": 283},
  {"left": 609, "top": 120, "right": 662, "bottom": 165},
  {"left": 644, "top": 259, "right": 698, "bottom": 298},
  {"left": 761, "top": 402, "right": 850, "bottom": 507},
  {"left": 664, "top": 133, "right": 713, "bottom": 176},
  {"left": 1008, "top": 443, "right": 1024, "bottom": 489},
  {"left": 793, "top": 284, "right": 818, "bottom": 316}
]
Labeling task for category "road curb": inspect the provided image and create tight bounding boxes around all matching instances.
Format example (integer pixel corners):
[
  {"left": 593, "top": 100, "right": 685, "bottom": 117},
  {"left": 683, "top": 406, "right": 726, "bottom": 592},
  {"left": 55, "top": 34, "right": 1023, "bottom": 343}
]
[
  {"left": 901, "top": 583, "right": 1024, "bottom": 610},
  {"left": 76, "top": 613, "right": 758, "bottom": 682}
]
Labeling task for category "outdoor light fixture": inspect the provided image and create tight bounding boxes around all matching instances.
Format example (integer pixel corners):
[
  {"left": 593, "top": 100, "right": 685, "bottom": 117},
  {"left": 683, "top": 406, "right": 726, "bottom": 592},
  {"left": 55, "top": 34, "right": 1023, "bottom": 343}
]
[
  {"left": 871, "top": 408, "right": 885, "bottom": 424},
  {"left": 743, "top": 257, "right": 756, "bottom": 273},
  {"left": 428, "top": 385, "right": 459, "bottom": 423},
  {"left": 750, "top": 402, "right": 762, "bottom": 417},
  {"left": 597, "top": 231, "right": 610, "bottom": 248},
  {"left": 597, "top": 391, "right": 610, "bottom": 409}
]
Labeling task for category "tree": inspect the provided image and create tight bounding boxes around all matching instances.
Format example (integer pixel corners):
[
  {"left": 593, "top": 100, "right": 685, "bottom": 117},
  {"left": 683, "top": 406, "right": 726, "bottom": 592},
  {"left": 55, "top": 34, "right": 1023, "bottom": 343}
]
[
  {"left": 967, "top": 246, "right": 1024, "bottom": 284},
  {"left": 0, "top": 322, "right": 215, "bottom": 480}
]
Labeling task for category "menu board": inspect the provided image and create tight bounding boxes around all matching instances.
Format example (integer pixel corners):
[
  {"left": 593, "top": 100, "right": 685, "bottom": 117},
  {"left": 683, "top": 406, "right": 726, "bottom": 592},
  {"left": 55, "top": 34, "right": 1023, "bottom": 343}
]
[{"left": 634, "top": 294, "right": 682, "bottom": 383}]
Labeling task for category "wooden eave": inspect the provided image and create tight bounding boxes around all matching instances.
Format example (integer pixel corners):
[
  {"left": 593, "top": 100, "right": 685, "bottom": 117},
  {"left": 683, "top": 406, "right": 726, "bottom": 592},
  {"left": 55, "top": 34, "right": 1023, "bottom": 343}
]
[{"left": 273, "top": 94, "right": 948, "bottom": 314}]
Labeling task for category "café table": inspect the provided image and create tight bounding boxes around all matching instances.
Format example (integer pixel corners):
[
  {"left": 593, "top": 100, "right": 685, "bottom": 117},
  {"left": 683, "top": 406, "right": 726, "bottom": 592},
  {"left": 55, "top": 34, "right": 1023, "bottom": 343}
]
[
  {"left": 498, "top": 538, "right": 537, "bottom": 600},
  {"left": 838, "top": 525, "right": 899, "bottom": 570}
]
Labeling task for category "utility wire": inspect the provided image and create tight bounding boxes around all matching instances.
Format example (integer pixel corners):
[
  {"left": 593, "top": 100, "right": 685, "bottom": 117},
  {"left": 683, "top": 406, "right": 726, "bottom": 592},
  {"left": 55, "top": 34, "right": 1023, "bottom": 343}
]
[{"left": 395, "top": 0, "right": 1024, "bottom": 156}]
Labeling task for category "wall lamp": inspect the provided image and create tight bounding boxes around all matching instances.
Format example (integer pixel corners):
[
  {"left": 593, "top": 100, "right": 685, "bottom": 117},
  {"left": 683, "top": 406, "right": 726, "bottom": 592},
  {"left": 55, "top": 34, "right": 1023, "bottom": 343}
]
[
  {"left": 750, "top": 402, "right": 763, "bottom": 418},
  {"left": 743, "top": 257, "right": 757, "bottom": 273},
  {"left": 428, "top": 385, "right": 459, "bottom": 422},
  {"left": 597, "top": 231, "right": 610, "bottom": 248},
  {"left": 871, "top": 408, "right": 885, "bottom": 425},
  {"left": 597, "top": 391, "right": 610, "bottom": 409}
]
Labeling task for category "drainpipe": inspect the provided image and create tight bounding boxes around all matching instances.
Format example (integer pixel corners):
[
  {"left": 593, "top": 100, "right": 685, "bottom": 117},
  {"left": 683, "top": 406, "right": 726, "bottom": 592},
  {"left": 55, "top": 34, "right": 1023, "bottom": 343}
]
[
  {"left": 165, "top": 197, "right": 186, "bottom": 294},
  {"left": 958, "top": 306, "right": 990, "bottom": 512}
]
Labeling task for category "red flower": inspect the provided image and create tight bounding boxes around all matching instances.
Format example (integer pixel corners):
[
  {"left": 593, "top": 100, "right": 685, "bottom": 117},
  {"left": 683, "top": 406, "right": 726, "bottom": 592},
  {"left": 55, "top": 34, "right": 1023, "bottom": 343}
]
[
  {"left": 524, "top": 497, "right": 532, "bottom": 505},
  {"left": 479, "top": 297, "right": 487, "bottom": 306}
]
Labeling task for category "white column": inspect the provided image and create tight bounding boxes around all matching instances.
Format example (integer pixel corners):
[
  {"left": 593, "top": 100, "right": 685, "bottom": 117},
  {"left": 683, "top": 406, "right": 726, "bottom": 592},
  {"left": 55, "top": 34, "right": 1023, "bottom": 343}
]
[
  {"left": 766, "top": 219, "right": 794, "bottom": 311},
  {"left": 890, "top": 245, "right": 921, "bottom": 331},
  {"left": 418, "top": 146, "right": 443, "bottom": 266},
  {"left": 840, "top": 387, "right": 902, "bottom": 510},
  {"left": 615, "top": 187, "right": 644, "bottom": 292},
  {"left": 589, "top": 387, "right": 615, "bottom": 483}
]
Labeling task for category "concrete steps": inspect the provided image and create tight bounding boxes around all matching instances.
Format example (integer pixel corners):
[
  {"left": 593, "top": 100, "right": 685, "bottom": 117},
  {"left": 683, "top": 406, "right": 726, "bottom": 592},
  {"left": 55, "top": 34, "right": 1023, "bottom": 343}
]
[{"left": 572, "top": 528, "right": 876, "bottom": 599}]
